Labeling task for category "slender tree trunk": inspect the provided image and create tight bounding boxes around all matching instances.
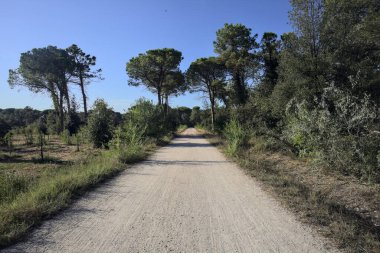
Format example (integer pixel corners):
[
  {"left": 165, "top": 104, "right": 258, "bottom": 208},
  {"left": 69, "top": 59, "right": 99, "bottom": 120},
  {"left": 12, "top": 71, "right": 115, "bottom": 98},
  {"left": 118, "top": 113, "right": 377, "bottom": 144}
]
[
  {"left": 157, "top": 89, "right": 162, "bottom": 105},
  {"left": 64, "top": 81, "right": 71, "bottom": 112},
  {"left": 210, "top": 99, "right": 215, "bottom": 132},
  {"left": 207, "top": 86, "right": 216, "bottom": 131},
  {"left": 39, "top": 133, "right": 44, "bottom": 161},
  {"left": 233, "top": 69, "right": 247, "bottom": 105},
  {"left": 79, "top": 72, "right": 88, "bottom": 120},
  {"left": 164, "top": 94, "right": 169, "bottom": 116},
  {"left": 58, "top": 92, "right": 65, "bottom": 133}
]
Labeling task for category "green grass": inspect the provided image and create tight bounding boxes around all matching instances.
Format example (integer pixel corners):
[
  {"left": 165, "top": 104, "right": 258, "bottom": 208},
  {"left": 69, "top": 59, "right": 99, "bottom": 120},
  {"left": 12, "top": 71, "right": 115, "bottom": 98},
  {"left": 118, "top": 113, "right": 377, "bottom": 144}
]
[
  {"left": 176, "top": 124, "right": 188, "bottom": 133},
  {"left": 0, "top": 142, "right": 157, "bottom": 248}
]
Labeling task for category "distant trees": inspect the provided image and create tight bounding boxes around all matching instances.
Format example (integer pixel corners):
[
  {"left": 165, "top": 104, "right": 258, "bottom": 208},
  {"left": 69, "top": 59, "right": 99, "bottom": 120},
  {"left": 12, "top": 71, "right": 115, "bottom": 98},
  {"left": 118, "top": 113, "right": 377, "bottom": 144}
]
[
  {"left": 0, "top": 107, "right": 44, "bottom": 129},
  {"left": 126, "top": 48, "right": 185, "bottom": 107},
  {"left": 186, "top": 57, "right": 226, "bottom": 130},
  {"left": 8, "top": 44, "right": 102, "bottom": 133}
]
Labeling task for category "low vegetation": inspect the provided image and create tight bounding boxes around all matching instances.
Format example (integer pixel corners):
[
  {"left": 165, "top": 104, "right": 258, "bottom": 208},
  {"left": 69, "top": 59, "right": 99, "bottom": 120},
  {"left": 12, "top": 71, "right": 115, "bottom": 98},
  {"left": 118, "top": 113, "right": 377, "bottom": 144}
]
[{"left": 0, "top": 98, "right": 187, "bottom": 248}]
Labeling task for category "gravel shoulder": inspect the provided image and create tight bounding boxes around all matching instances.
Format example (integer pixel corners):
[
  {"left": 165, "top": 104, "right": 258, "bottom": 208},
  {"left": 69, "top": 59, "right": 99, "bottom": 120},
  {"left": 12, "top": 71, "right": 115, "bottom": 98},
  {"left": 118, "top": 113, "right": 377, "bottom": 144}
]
[{"left": 3, "top": 128, "right": 337, "bottom": 253}]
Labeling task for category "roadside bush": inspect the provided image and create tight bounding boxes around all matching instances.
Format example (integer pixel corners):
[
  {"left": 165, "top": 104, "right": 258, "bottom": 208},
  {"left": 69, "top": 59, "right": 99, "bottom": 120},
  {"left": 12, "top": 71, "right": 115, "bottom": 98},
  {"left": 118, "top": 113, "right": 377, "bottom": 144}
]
[
  {"left": 285, "top": 85, "right": 380, "bottom": 182},
  {"left": 125, "top": 98, "right": 176, "bottom": 139},
  {"left": 224, "top": 117, "right": 247, "bottom": 156},
  {"left": 0, "top": 173, "right": 32, "bottom": 204},
  {"left": 87, "top": 99, "right": 114, "bottom": 148}
]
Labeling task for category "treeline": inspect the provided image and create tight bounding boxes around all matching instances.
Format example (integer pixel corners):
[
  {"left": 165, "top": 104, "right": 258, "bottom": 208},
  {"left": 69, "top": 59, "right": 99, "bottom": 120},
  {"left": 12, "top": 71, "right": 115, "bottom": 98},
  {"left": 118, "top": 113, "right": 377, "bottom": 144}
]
[{"left": 188, "top": 0, "right": 379, "bottom": 182}]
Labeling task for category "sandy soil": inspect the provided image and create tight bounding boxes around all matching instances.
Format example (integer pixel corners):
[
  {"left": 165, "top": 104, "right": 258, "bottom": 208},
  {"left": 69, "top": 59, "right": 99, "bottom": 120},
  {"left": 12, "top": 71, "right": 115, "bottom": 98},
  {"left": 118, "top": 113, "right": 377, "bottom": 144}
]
[{"left": 3, "top": 128, "right": 338, "bottom": 253}]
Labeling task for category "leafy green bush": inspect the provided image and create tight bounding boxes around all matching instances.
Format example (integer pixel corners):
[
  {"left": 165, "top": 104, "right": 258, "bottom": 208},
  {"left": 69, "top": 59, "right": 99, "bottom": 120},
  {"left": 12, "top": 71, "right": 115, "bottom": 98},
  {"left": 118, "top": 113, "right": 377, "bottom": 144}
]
[
  {"left": 61, "top": 129, "right": 72, "bottom": 145},
  {"left": 224, "top": 118, "right": 247, "bottom": 156},
  {"left": 285, "top": 85, "right": 380, "bottom": 182},
  {"left": 125, "top": 98, "right": 176, "bottom": 139},
  {"left": 87, "top": 99, "right": 114, "bottom": 148}
]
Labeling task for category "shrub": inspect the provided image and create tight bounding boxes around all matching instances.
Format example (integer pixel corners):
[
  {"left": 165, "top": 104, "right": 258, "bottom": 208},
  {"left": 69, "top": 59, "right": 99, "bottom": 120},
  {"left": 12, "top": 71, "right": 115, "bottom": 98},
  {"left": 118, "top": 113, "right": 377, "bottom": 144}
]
[
  {"left": 125, "top": 98, "right": 176, "bottom": 139},
  {"left": 224, "top": 117, "right": 247, "bottom": 156},
  {"left": 61, "top": 129, "right": 72, "bottom": 145},
  {"left": 87, "top": 99, "right": 114, "bottom": 148},
  {"left": 285, "top": 85, "right": 380, "bottom": 182}
]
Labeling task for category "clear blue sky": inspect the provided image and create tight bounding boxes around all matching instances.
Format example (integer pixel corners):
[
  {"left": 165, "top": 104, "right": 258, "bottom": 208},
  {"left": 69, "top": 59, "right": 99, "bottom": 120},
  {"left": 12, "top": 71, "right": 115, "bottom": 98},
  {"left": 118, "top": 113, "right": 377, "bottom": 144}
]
[{"left": 0, "top": 0, "right": 292, "bottom": 112}]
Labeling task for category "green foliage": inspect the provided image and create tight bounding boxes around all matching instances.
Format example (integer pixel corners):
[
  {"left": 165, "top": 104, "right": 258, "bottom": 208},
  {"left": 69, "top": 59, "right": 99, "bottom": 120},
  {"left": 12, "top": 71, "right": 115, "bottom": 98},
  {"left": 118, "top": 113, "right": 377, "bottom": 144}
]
[
  {"left": 0, "top": 107, "right": 43, "bottom": 130},
  {"left": 65, "top": 110, "right": 82, "bottom": 135},
  {"left": 66, "top": 44, "right": 103, "bottom": 119},
  {"left": 115, "top": 119, "right": 147, "bottom": 164},
  {"left": 323, "top": 0, "right": 380, "bottom": 102},
  {"left": 224, "top": 117, "right": 247, "bottom": 156},
  {"left": 87, "top": 99, "right": 114, "bottom": 148},
  {"left": 8, "top": 46, "right": 75, "bottom": 132},
  {"left": 190, "top": 106, "right": 202, "bottom": 126},
  {"left": 259, "top": 32, "right": 280, "bottom": 95},
  {"left": 125, "top": 98, "right": 175, "bottom": 138},
  {"left": 214, "top": 23, "right": 259, "bottom": 105},
  {"left": 285, "top": 85, "right": 380, "bottom": 181},
  {"left": 176, "top": 106, "right": 192, "bottom": 126},
  {"left": 61, "top": 129, "right": 72, "bottom": 145},
  {"left": 126, "top": 48, "right": 184, "bottom": 105},
  {"left": 186, "top": 57, "right": 227, "bottom": 130}
]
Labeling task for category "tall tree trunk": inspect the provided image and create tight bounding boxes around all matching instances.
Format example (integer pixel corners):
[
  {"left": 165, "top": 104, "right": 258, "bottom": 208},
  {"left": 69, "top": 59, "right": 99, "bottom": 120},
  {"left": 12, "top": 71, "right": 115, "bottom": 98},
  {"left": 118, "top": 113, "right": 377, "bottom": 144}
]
[
  {"left": 58, "top": 92, "right": 65, "bottom": 133},
  {"left": 233, "top": 69, "right": 247, "bottom": 105},
  {"left": 50, "top": 90, "right": 62, "bottom": 133},
  {"left": 39, "top": 133, "right": 44, "bottom": 161},
  {"left": 157, "top": 89, "right": 162, "bottom": 105},
  {"left": 164, "top": 94, "right": 169, "bottom": 116},
  {"left": 208, "top": 86, "right": 215, "bottom": 131},
  {"left": 210, "top": 98, "right": 215, "bottom": 132},
  {"left": 63, "top": 81, "right": 71, "bottom": 112},
  {"left": 79, "top": 72, "right": 88, "bottom": 120}
]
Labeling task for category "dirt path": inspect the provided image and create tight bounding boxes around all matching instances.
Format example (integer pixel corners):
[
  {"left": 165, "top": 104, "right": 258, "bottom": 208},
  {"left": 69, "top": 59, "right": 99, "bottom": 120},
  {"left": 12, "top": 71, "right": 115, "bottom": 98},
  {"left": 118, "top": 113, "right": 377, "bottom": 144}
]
[{"left": 4, "top": 128, "right": 337, "bottom": 253}]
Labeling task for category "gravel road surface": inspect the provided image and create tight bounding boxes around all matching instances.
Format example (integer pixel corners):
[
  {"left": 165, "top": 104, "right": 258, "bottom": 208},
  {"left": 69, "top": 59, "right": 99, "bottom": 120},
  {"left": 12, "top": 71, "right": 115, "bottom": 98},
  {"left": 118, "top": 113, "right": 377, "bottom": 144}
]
[{"left": 4, "top": 128, "right": 337, "bottom": 253}]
